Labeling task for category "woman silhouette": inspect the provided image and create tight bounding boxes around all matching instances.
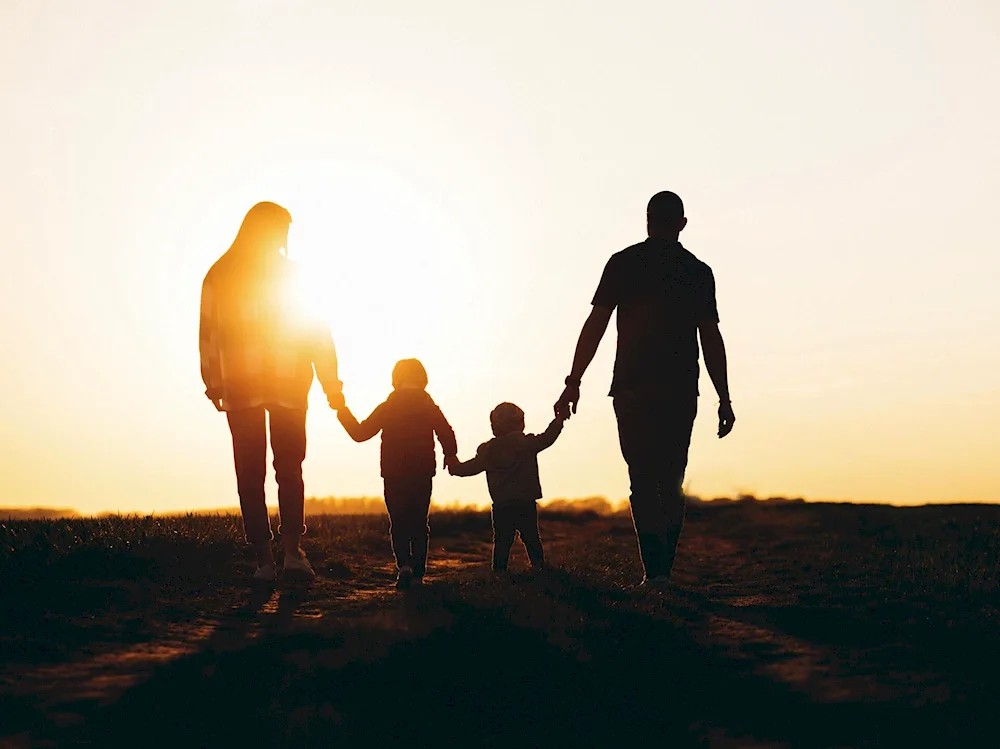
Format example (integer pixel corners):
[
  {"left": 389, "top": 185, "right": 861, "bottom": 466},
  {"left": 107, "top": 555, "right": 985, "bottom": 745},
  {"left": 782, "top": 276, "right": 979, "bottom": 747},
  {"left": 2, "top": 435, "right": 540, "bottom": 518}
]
[{"left": 199, "top": 202, "right": 344, "bottom": 582}]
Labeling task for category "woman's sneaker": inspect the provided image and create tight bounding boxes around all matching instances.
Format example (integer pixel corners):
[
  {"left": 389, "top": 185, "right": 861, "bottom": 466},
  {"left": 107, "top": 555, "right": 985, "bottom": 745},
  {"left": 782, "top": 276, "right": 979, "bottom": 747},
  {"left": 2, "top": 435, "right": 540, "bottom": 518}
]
[
  {"left": 283, "top": 550, "right": 316, "bottom": 581},
  {"left": 396, "top": 565, "right": 414, "bottom": 589}
]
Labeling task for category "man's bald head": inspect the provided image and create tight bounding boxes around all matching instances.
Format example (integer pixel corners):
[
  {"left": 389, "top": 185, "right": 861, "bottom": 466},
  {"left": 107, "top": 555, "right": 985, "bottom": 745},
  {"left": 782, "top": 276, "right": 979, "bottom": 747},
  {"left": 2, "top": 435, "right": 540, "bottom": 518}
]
[{"left": 647, "top": 191, "right": 687, "bottom": 238}]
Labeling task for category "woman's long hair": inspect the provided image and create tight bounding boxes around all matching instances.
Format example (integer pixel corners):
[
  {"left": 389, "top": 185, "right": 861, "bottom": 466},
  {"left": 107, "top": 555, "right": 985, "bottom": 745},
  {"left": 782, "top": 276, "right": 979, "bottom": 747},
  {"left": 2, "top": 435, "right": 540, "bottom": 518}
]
[{"left": 228, "top": 201, "right": 292, "bottom": 258}]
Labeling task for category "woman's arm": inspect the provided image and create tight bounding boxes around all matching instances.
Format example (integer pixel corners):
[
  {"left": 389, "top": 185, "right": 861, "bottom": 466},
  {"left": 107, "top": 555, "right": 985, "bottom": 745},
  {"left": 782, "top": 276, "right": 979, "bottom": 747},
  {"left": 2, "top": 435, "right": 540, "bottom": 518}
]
[{"left": 199, "top": 277, "right": 223, "bottom": 409}]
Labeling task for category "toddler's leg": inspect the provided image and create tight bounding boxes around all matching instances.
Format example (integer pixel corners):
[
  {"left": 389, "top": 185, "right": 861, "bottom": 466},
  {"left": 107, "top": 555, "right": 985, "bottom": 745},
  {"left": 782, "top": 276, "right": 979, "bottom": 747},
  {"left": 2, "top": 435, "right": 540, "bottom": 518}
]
[
  {"left": 491, "top": 504, "right": 516, "bottom": 572},
  {"left": 517, "top": 502, "right": 545, "bottom": 570}
]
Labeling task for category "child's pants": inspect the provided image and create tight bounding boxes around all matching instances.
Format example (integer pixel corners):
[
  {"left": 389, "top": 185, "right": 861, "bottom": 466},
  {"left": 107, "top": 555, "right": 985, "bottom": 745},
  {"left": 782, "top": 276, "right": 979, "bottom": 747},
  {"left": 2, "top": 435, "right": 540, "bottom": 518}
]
[
  {"left": 383, "top": 475, "right": 432, "bottom": 576},
  {"left": 492, "top": 500, "right": 544, "bottom": 571}
]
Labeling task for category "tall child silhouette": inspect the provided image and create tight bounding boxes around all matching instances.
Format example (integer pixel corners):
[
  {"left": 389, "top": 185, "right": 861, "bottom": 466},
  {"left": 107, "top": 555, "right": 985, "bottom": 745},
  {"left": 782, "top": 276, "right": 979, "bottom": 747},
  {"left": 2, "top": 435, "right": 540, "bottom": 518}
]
[{"left": 337, "top": 359, "right": 458, "bottom": 588}]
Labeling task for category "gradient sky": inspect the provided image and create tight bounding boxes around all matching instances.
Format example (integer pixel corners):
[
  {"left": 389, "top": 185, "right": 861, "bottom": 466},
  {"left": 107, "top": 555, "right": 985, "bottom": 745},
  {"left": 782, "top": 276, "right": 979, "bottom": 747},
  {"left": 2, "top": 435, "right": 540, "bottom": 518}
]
[{"left": 1, "top": 0, "right": 998, "bottom": 514}]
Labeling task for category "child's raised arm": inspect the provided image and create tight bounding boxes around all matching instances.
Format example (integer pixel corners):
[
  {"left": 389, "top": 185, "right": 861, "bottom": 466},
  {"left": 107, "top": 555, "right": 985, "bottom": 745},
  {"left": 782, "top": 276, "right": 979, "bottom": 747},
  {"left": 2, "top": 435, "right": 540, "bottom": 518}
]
[
  {"left": 337, "top": 404, "right": 385, "bottom": 443},
  {"left": 529, "top": 417, "right": 565, "bottom": 454}
]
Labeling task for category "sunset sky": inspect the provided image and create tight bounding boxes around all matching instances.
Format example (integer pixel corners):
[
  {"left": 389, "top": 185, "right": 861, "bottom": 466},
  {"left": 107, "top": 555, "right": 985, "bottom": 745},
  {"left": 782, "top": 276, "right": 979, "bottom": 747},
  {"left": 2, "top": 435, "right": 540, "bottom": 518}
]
[{"left": 1, "top": 0, "right": 998, "bottom": 514}]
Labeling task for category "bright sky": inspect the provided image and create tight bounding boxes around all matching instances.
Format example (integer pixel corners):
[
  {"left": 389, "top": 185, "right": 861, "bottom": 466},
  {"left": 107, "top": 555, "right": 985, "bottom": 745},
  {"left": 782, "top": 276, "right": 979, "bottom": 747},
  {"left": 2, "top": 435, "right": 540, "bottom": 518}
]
[{"left": 2, "top": 0, "right": 998, "bottom": 514}]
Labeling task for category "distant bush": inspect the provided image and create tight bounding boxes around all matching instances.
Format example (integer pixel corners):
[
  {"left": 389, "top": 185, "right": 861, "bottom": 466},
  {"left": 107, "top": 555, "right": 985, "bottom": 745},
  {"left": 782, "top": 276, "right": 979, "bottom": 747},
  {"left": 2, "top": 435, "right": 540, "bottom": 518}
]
[
  {"left": 0, "top": 507, "right": 80, "bottom": 520},
  {"left": 540, "top": 497, "right": 629, "bottom": 515},
  {"left": 305, "top": 497, "right": 387, "bottom": 515},
  {"left": 3, "top": 494, "right": 818, "bottom": 522},
  {"left": 687, "top": 494, "right": 807, "bottom": 506}
]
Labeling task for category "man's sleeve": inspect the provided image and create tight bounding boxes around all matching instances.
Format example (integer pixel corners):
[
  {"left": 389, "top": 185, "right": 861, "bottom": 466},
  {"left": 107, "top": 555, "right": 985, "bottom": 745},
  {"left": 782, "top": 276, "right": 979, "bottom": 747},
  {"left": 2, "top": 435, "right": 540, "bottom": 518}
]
[
  {"left": 450, "top": 444, "right": 489, "bottom": 477},
  {"left": 590, "top": 256, "right": 622, "bottom": 309},
  {"left": 696, "top": 267, "right": 720, "bottom": 324},
  {"left": 199, "top": 277, "right": 223, "bottom": 397},
  {"left": 529, "top": 418, "right": 564, "bottom": 454}
]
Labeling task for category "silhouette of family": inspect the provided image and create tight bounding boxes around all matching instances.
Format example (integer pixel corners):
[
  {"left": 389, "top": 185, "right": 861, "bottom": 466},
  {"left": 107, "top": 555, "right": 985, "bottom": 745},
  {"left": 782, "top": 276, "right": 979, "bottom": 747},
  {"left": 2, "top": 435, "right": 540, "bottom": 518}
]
[{"left": 199, "top": 193, "right": 734, "bottom": 588}]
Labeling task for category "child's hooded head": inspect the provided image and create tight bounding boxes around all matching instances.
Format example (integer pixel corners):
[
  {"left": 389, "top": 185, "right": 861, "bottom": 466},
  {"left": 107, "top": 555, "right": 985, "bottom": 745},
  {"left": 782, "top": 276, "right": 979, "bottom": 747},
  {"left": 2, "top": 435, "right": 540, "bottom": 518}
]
[
  {"left": 392, "top": 358, "right": 429, "bottom": 390},
  {"left": 490, "top": 402, "right": 525, "bottom": 437}
]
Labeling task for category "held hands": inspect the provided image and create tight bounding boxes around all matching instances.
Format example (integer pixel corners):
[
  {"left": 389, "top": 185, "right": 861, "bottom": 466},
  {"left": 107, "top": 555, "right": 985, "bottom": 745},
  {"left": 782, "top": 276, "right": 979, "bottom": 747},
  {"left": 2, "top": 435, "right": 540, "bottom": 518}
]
[
  {"left": 443, "top": 454, "right": 460, "bottom": 473},
  {"left": 554, "top": 383, "right": 580, "bottom": 421},
  {"left": 327, "top": 390, "right": 346, "bottom": 411},
  {"left": 718, "top": 401, "right": 736, "bottom": 438}
]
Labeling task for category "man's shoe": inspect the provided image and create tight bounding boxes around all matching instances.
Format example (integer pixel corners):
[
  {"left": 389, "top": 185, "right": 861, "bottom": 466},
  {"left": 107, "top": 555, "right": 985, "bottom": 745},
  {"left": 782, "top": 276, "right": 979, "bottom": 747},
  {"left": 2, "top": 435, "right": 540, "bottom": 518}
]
[
  {"left": 396, "top": 565, "right": 414, "bottom": 589},
  {"left": 282, "top": 550, "right": 316, "bottom": 581},
  {"left": 253, "top": 563, "right": 277, "bottom": 583}
]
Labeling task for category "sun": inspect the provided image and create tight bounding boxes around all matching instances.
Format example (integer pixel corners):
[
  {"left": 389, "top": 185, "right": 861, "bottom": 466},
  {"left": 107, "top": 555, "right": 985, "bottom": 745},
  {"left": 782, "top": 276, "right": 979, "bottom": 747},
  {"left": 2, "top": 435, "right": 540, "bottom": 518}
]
[{"left": 277, "top": 163, "right": 477, "bottom": 409}]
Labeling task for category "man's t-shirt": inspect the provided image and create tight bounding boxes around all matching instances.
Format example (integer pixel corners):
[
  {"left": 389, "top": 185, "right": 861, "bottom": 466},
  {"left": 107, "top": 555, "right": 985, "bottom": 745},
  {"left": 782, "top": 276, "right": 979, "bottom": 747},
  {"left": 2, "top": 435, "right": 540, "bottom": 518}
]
[{"left": 591, "top": 239, "right": 718, "bottom": 398}]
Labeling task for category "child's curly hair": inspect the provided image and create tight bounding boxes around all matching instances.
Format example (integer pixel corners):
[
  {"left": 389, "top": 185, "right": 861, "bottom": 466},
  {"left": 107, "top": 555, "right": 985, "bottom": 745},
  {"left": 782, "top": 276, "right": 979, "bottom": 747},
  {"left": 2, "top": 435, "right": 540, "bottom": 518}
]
[{"left": 490, "top": 402, "right": 525, "bottom": 437}]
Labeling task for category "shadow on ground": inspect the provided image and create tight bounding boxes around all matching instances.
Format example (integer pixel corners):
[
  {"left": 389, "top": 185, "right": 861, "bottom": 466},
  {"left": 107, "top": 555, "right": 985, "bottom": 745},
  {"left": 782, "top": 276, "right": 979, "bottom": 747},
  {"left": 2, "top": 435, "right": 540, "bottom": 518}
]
[{"left": 2, "top": 507, "right": 998, "bottom": 747}]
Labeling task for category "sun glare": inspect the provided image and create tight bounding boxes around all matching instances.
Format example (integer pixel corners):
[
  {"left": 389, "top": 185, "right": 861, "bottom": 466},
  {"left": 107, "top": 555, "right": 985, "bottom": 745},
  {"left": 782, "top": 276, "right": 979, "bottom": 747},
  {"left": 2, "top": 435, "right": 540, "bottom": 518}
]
[{"left": 276, "top": 163, "right": 477, "bottom": 408}]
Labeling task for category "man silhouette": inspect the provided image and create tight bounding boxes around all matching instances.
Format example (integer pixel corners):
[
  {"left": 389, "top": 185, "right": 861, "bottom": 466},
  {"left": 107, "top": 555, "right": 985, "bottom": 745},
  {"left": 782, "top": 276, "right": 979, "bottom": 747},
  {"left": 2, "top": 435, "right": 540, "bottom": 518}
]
[
  {"left": 555, "top": 191, "right": 735, "bottom": 585},
  {"left": 200, "top": 202, "right": 344, "bottom": 582}
]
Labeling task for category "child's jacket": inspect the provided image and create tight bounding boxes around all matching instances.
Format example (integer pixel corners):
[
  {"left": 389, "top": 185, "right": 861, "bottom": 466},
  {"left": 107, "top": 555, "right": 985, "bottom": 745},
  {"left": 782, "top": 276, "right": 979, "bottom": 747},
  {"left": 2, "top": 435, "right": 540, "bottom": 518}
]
[
  {"left": 450, "top": 419, "right": 562, "bottom": 505},
  {"left": 338, "top": 389, "right": 457, "bottom": 480}
]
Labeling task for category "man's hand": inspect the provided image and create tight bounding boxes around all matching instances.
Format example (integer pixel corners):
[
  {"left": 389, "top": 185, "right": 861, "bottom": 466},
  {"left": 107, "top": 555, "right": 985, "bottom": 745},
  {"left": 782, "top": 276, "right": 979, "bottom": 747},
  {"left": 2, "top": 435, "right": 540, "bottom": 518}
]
[
  {"left": 443, "top": 454, "right": 459, "bottom": 472},
  {"left": 554, "top": 384, "right": 580, "bottom": 420},
  {"left": 718, "top": 401, "right": 736, "bottom": 438},
  {"left": 327, "top": 391, "right": 346, "bottom": 411}
]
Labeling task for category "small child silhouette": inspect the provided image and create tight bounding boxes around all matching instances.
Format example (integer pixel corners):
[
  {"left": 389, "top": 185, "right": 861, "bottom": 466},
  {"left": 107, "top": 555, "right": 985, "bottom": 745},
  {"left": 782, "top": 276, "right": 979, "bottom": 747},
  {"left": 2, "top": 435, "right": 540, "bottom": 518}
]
[
  {"left": 337, "top": 359, "right": 458, "bottom": 588},
  {"left": 449, "top": 402, "right": 565, "bottom": 572}
]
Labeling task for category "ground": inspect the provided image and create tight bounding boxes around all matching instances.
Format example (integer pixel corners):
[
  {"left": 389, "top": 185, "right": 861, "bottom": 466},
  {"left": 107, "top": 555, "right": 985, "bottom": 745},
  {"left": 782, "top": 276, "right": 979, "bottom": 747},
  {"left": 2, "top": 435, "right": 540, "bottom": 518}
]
[{"left": 1, "top": 503, "right": 998, "bottom": 748}]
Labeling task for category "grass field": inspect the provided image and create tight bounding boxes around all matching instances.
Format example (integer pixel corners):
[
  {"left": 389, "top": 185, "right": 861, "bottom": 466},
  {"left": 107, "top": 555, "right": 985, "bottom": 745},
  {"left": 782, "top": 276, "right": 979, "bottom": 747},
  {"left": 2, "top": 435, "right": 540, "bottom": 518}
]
[{"left": 2, "top": 502, "right": 999, "bottom": 748}]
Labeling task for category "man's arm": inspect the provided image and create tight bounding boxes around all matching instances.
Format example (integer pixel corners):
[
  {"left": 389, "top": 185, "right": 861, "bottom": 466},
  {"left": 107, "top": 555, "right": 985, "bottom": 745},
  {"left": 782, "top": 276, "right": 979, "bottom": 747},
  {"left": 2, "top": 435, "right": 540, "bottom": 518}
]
[
  {"left": 698, "top": 321, "right": 735, "bottom": 438},
  {"left": 554, "top": 306, "right": 613, "bottom": 419},
  {"left": 199, "top": 278, "right": 224, "bottom": 411}
]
